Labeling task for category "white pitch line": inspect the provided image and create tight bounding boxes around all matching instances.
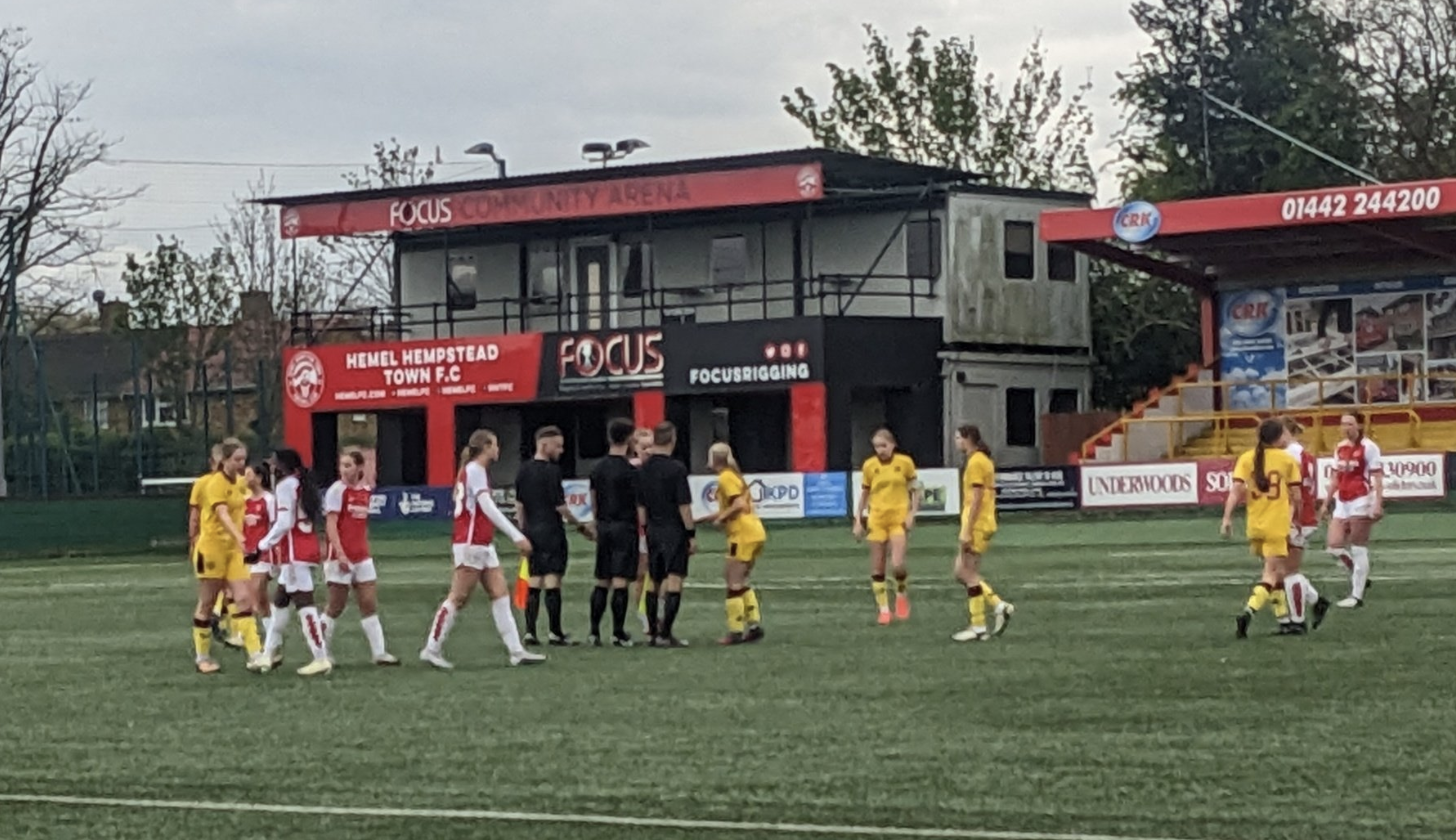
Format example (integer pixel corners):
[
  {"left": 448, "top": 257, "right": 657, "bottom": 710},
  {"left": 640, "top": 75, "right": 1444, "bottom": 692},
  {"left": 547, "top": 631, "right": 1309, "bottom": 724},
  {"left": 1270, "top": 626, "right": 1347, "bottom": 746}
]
[{"left": 0, "top": 793, "right": 1210, "bottom": 840}]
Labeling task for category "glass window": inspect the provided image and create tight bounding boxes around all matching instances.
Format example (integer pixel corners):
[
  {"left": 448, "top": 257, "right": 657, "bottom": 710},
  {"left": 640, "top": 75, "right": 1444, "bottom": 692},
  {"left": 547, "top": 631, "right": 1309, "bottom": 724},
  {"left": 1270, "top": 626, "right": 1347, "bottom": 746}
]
[
  {"left": 1049, "top": 388, "right": 1080, "bottom": 414},
  {"left": 710, "top": 235, "right": 748, "bottom": 286},
  {"left": 1004, "top": 221, "right": 1035, "bottom": 280},
  {"left": 446, "top": 253, "right": 477, "bottom": 311},
  {"left": 621, "top": 241, "right": 651, "bottom": 297},
  {"left": 1005, "top": 387, "right": 1037, "bottom": 447},
  {"left": 1048, "top": 244, "right": 1077, "bottom": 282},
  {"left": 905, "top": 218, "right": 942, "bottom": 279}
]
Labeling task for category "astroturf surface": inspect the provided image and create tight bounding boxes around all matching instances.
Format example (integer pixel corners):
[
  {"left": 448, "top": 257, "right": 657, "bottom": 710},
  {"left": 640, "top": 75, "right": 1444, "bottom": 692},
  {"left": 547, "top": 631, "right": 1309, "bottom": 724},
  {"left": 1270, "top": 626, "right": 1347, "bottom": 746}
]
[{"left": 2, "top": 513, "right": 1454, "bottom": 840}]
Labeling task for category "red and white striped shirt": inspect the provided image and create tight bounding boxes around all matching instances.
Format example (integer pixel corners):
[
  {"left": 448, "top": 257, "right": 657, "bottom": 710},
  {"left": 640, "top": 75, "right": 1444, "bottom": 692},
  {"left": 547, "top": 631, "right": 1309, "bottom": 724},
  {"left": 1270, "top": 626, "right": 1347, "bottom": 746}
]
[
  {"left": 325, "top": 480, "right": 373, "bottom": 562},
  {"left": 452, "top": 461, "right": 524, "bottom": 547},
  {"left": 1333, "top": 438, "right": 1383, "bottom": 502}
]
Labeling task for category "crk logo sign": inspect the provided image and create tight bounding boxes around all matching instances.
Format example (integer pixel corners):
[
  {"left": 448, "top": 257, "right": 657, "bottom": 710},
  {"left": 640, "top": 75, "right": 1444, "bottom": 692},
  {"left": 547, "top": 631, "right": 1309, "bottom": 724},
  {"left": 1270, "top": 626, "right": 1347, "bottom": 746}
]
[{"left": 556, "top": 330, "right": 664, "bottom": 392}]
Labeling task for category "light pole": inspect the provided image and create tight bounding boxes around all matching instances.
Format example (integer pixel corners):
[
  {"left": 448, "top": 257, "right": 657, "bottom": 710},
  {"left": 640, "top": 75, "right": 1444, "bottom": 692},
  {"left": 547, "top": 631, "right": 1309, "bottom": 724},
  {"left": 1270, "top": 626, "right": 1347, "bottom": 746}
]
[
  {"left": 463, "top": 142, "right": 507, "bottom": 178},
  {"left": 581, "top": 138, "right": 650, "bottom": 167},
  {"left": 0, "top": 205, "right": 24, "bottom": 498}
]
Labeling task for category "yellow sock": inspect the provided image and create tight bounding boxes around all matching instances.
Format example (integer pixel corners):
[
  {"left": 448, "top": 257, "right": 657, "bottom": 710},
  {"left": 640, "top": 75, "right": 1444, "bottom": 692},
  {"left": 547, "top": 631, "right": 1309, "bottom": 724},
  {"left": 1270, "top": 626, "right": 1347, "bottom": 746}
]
[
  {"left": 235, "top": 614, "right": 262, "bottom": 656},
  {"left": 192, "top": 619, "right": 212, "bottom": 660},
  {"left": 725, "top": 595, "right": 747, "bottom": 633},
  {"left": 871, "top": 579, "right": 889, "bottom": 611},
  {"left": 1271, "top": 589, "right": 1289, "bottom": 621},
  {"left": 742, "top": 588, "right": 761, "bottom": 625},
  {"left": 968, "top": 587, "right": 988, "bottom": 629},
  {"left": 227, "top": 601, "right": 241, "bottom": 619},
  {"left": 981, "top": 580, "right": 1003, "bottom": 609},
  {"left": 213, "top": 593, "right": 227, "bottom": 616},
  {"left": 1246, "top": 582, "right": 1272, "bottom": 612}
]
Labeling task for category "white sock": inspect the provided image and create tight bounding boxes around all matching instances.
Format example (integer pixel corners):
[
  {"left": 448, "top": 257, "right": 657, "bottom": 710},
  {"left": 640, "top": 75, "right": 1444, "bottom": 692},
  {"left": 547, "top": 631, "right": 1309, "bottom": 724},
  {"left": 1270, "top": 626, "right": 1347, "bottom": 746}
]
[
  {"left": 264, "top": 604, "right": 292, "bottom": 657},
  {"left": 426, "top": 600, "right": 457, "bottom": 653},
  {"left": 490, "top": 596, "right": 526, "bottom": 657},
  {"left": 1328, "top": 547, "right": 1354, "bottom": 576},
  {"left": 1285, "top": 574, "right": 1315, "bottom": 623},
  {"left": 298, "top": 606, "right": 330, "bottom": 661},
  {"left": 321, "top": 614, "right": 336, "bottom": 646},
  {"left": 1349, "top": 546, "right": 1371, "bottom": 600},
  {"left": 360, "top": 614, "right": 388, "bottom": 659}
]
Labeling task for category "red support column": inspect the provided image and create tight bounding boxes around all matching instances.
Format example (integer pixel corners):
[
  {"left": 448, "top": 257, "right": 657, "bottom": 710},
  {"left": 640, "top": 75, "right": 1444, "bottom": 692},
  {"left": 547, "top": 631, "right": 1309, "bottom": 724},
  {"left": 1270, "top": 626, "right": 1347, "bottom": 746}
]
[
  {"left": 633, "top": 390, "right": 665, "bottom": 429},
  {"left": 1201, "top": 292, "right": 1217, "bottom": 367},
  {"left": 283, "top": 406, "right": 311, "bottom": 465},
  {"left": 789, "top": 383, "right": 827, "bottom": 473},
  {"left": 427, "top": 403, "right": 457, "bottom": 487}
]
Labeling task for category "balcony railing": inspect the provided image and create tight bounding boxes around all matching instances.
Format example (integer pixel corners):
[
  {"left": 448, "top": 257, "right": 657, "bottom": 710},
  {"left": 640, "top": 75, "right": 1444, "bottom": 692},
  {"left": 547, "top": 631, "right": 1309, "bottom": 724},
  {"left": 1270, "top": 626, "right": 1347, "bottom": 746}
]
[{"left": 290, "top": 273, "right": 937, "bottom": 345}]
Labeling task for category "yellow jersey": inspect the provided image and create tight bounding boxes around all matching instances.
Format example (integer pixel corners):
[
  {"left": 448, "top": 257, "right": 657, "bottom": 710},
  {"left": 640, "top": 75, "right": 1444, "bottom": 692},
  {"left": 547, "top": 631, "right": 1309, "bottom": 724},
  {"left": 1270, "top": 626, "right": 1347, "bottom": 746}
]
[
  {"left": 196, "top": 471, "right": 247, "bottom": 557},
  {"left": 1233, "top": 447, "right": 1300, "bottom": 538},
  {"left": 862, "top": 453, "right": 917, "bottom": 515},
  {"left": 961, "top": 451, "right": 997, "bottom": 533},
  {"left": 188, "top": 474, "right": 209, "bottom": 509},
  {"left": 715, "top": 470, "right": 766, "bottom": 545}
]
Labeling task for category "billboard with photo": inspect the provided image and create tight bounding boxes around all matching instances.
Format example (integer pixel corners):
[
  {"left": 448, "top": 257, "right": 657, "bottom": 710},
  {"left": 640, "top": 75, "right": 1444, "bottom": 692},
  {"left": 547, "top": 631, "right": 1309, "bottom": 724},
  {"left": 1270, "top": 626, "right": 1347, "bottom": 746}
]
[{"left": 1221, "top": 276, "right": 1456, "bottom": 408}]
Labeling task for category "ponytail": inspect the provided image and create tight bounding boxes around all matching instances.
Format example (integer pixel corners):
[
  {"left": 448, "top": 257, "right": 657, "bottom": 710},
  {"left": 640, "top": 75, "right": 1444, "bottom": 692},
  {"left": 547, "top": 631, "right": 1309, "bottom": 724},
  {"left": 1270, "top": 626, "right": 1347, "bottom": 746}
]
[
  {"left": 1253, "top": 417, "right": 1284, "bottom": 494},
  {"left": 957, "top": 424, "right": 992, "bottom": 458},
  {"left": 459, "top": 429, "right": 497, "bottom": 474}
]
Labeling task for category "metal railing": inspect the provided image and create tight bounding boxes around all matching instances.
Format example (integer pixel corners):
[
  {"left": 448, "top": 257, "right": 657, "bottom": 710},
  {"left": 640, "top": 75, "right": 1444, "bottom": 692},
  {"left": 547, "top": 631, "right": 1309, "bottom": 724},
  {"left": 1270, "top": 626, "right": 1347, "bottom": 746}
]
[
  {"left": 1111, "top": 406, "right": 1425, "bottom": 461},
  {"left": 290, "top": 274, "right": 938, "bottom": 344}
]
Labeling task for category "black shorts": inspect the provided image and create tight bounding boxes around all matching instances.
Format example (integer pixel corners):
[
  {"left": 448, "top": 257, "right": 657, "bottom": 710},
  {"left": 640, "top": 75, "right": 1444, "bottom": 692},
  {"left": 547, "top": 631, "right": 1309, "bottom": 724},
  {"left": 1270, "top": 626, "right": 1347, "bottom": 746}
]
[
  {"left": 593, "top": 521, "right": 637, "bottom": 582},
  {"left": 646, "top": 529, "right": 690, "bottom": 582},
  {"left": 527, "top": 531, "right": 568, "bottom": 577}
]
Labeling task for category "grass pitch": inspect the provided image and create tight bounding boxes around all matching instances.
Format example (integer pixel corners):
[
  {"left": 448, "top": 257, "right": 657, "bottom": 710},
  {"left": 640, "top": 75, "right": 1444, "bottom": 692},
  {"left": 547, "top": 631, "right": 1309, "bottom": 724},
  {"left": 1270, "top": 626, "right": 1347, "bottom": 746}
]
[{"left": 2, "top": 512, "right": 1454, "bottom": 840}]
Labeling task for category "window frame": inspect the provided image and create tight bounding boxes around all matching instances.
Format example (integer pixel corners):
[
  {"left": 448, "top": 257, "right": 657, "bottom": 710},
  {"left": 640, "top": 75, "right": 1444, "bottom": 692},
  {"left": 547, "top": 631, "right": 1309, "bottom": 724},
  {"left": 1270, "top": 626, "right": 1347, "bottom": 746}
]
[
  {"left": 905, "top": 217, "right": 943, "bottom": 279},
  {"left": 1003, "top": 220, "right": 1036, "bottom": 281},
  {"left": 709, "top": 234, "right": 749, "bottom": 286},
  {"left": 1047, "top": 243, "right": 1077, "bottom": 282},
  {"left": 1005, "top": 386, "right": 1038, "bottom": 448}
]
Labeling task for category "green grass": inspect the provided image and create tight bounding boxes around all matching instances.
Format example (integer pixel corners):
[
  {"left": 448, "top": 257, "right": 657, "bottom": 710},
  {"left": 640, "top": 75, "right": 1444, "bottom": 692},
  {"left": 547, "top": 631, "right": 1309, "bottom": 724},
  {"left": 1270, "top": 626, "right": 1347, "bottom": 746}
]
[{"left": 3, "top": 513, "right": 1455, "bottom": 840}]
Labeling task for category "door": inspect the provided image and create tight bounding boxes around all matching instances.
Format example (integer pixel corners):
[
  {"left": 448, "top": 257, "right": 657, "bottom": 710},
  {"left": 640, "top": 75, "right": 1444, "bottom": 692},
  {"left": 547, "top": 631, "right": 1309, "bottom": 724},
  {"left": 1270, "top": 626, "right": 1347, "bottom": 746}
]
[{"left": 571, "top": 241, "right": 614, "bottom": 331}]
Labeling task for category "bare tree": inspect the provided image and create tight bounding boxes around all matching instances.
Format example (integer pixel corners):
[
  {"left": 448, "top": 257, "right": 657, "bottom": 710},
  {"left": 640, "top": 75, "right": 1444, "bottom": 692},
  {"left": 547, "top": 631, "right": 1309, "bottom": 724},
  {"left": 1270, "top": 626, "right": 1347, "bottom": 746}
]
[
  {"left": 0, "top": 27, "right": 132, "bottom": 338},
  {"left": 1346, "top": 0, "right": 1456, "bottom": 180},
  {"left": 317, "top": 138, "right": 436, "bottom": 308}
]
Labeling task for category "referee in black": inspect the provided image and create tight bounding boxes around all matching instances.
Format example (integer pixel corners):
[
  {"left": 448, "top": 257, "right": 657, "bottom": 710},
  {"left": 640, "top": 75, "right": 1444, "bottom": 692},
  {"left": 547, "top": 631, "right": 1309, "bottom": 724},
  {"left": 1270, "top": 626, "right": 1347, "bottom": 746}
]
[
  {"left": 515, "top": 425, "right": 591, "bottom": 646},
  {"left": 636, "top": 420, "right": 695, "bottom": 647},
  {"left": 587, "top": 418, "right": 639, "bottom": 647}
]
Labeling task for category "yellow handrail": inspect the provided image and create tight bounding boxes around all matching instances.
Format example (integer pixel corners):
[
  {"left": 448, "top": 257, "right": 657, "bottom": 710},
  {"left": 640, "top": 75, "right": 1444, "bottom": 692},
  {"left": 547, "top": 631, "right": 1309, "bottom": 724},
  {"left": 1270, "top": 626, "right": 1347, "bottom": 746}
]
[{"left": 1115, "top": 406, "right": 1423, "bottom": 459}]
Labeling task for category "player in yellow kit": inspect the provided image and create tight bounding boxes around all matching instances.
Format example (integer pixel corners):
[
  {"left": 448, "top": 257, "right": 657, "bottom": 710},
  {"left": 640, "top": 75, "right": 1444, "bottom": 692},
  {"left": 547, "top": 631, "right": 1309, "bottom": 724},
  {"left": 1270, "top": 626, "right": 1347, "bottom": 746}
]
[
  {"left": 701, "top": 442, "right": 767, "bottom": 645},
  {"left": 187, "top": 444, "right": 241, "bottom": 648},
  {"left": 191, "top": 438, "right": 268, "bottom": 673},
  {"left": 950, "top": 425, "right": 1015, "bottom": 642},
  {"left": 853, "top": 429, "right": 920, "bottom": 625},
  {"left": 1221, "top": 417, "right": 1302, "bottom": 640}
]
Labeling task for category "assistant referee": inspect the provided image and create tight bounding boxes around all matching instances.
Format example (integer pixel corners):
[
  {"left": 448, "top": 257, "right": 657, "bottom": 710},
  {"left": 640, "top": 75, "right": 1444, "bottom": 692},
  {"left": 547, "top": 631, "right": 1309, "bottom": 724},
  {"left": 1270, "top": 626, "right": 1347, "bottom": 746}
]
[
  {"left": 587, "top": 418, "right": 639, "bottom": 647},
  {"left": 636, "top": 421, "right": 695, "bottom": 647}
]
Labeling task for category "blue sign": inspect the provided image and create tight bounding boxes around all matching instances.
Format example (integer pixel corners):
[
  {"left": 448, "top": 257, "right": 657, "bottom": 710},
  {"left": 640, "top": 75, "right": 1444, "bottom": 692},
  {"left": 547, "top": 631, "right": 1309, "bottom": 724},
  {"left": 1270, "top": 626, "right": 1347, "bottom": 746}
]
[
  {"left": 803, "top": 472, "right": 848, "bottom": 518},
  {"left": 1219, "top": 287, "right": 1288, "bottom": 409},
  {"left": 369, "top": 486, "right": 453, "bottom": 521},
  {"left": 1112, "top": 201, "right": 1162, "bottom": 243}
]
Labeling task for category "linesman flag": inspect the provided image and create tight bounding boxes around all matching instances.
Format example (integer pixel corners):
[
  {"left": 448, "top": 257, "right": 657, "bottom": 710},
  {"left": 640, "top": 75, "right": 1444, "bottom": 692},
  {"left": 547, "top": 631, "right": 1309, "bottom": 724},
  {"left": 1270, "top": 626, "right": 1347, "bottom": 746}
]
[{"left": 513, "top": 557, "right": 531, "bottom": 610}]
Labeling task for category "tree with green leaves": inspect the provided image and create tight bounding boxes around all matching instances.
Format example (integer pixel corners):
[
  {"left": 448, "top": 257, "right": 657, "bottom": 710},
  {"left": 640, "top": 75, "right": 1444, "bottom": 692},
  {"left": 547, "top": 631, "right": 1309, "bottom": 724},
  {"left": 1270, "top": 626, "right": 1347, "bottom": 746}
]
[
  {"left": 783, "top": 25, "right": 1095, "bottom": 192},
  {"left": 1117, "top": 0, "right": 1370, "bottom": 199}
]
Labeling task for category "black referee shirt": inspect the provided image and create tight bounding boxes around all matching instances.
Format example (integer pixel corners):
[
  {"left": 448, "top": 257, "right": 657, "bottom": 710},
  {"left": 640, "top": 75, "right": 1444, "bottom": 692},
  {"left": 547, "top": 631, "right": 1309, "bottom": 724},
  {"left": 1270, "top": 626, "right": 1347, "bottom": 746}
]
[
  {"left": 636, "top": 453, "right": 690, "bottom": 534},
  {"left": 589, "top": 454, "right": 638, "bottom": 525},
  {"left": 515, "top": 458, "right": 566, "bottom": 542}
]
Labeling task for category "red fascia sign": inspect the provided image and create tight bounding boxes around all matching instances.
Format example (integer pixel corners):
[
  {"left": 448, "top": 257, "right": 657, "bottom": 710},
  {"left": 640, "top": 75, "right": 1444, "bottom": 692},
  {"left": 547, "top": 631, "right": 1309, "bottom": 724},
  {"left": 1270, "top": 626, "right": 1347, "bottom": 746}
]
[
  {"left": 1041, "top": 177, "right": 1456, "bottom": 243},
  {"left": 282, "top": 335, "right": 543, "bottom": 413},
  {"left": 280, "top": 163, "right": 826, "bottom": 239}
]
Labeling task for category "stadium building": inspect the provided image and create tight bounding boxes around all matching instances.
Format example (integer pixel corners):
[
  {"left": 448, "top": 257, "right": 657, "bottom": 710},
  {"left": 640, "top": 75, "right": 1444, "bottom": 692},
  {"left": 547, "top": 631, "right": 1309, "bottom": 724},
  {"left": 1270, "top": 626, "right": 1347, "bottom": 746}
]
[{"left": 267, "top": 149, "right": 1092, "bottom": 486}]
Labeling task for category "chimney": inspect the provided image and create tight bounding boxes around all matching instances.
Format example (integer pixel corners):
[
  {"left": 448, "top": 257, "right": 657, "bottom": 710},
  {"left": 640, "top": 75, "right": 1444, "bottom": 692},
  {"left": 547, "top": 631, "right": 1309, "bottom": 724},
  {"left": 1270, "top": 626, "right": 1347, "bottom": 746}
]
[{"left": 98, "top": 300, "right": 130, "bottom": 331}]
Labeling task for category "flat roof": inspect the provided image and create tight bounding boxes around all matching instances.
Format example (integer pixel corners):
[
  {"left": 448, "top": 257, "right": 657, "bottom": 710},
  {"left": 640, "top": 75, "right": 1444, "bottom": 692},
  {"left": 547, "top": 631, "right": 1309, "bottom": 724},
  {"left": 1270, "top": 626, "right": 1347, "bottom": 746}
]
[{"left": 1040, "top": 178, "right": 1456, "bottom": 289}]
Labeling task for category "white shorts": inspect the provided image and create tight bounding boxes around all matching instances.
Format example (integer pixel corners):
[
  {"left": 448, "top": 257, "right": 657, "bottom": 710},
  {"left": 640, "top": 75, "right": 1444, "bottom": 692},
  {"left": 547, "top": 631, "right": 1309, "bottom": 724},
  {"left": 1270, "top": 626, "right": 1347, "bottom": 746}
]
[
  {"left": 452, "top": 544, "right": 500, "bottom": 571},
  {"left": 325, "top": 558, "right": 377, "bottom": 586},
  {"left": 638, "top": 535, "right": 648, "bottom": 555},
  {"left": 282, "top": 561, "right": 319, "bottom": 593},
  {"left": 1333, "top": 495, "right": 1373, "bottom": 520},
  {"left": 1289, "top": 525, "right": 1318, "bottom": 549}
]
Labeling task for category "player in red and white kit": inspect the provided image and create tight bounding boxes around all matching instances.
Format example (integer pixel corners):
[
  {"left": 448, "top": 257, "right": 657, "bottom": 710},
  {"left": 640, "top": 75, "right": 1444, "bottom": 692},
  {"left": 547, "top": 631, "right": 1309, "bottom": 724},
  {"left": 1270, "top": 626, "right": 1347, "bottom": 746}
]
[
  {"left": 1279, "top": 418, "right": 1331, "bottom": 633},
  {"left": 322, "top": 449, "right": 398, "bottom": 666},
  {"left": 420, "top": 428, "right": 545, "bottom": 670},
  {"left": 255, "top": 448, "right": 333, "bottom": 676},
  {"left": 1319, "top": 412, "right": 1384, "bottom": 608},
  {"left": 242, "top": 462, "right": 285, "bottom": 667}
]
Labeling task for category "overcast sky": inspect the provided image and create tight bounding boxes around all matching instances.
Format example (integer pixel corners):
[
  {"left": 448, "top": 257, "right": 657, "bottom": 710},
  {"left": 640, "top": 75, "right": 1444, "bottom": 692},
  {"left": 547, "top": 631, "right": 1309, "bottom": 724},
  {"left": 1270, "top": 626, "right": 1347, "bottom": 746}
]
[{"left": 18, "top": 0, "right": 1147, "bottom": 293}]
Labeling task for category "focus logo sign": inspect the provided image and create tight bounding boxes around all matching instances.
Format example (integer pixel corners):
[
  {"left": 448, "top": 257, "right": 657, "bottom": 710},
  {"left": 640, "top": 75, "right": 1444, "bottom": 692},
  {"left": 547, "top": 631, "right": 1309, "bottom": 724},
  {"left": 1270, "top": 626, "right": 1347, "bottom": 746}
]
[
  {"left": 1112, "top": 200, "right": 1161, "bottom": 243},
  {"left": 285, "top": 351, "right": 325, "bottom": 409},
  {"left": 686, "top": 340, "right": 812, "bottom": 387},
  {"left": 555, "top": 330, "right": 664, "bottom": 393}
]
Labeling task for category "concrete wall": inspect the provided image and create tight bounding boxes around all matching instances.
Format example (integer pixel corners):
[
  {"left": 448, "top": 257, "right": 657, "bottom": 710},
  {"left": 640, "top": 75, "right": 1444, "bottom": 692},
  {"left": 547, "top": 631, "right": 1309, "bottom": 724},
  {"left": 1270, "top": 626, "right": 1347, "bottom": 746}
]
[
  {"left": 942, "top": 350, "right": 1092, "bottom": 467},
  {"left": 944, "top": 192, "right": 1090, "bottom": 349}
]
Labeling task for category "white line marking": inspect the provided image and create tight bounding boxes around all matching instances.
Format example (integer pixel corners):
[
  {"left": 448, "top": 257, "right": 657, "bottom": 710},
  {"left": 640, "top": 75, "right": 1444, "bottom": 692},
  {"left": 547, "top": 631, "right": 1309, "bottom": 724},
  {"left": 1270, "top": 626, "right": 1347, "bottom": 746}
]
[{"left": 0, "top": 794, "right": 1209, "bottom": 840}]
